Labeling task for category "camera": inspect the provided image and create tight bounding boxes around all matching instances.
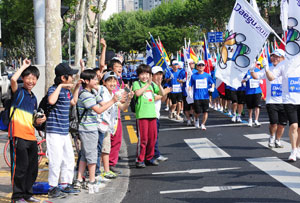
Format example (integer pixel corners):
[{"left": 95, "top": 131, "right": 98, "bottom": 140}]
[{"left": 34, "top": 108, "right": 45, "bottom": 120}]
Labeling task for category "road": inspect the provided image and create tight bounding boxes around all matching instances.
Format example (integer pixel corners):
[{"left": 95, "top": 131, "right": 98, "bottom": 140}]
[{"left": 122, "top": 105, "right": 300, "bottom": 203}]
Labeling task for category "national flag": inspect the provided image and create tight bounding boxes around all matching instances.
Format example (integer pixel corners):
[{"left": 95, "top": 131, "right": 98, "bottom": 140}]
[
  {"left": 158, "top": 37, "right": 171, "bottom": 64},
  {"left": 189, "top": 47, "right": 199, "bottom": 63},
  {"left": 216, "top": 79, "right": 225, "bottom": 96},
  {"left": 149, "top": 33, "right": 172, "bottom": 75},
  {"left": 146, "top": 41, "right": 154, "bottom": 67},
  {"left": 203, "top": 33, "right": 213, "bottom": 74},
  {"left": 215, "top": 0, "right": 273, "bottom": 89}
]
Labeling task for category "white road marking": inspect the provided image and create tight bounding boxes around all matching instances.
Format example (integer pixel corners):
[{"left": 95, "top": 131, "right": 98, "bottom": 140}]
[
  {"left": 257, "top": 141, "right": 291, "bottom": 153},
  {"left": 160, "top": 122, "right": 269, "bottom": 132},
  {"left": 152, "top": 167, "right": 241, "bottom": 175},
  {"left": 243, "top": 133, "right": 269, "bottom": 140},
  {"left": 247, "top": 157, "right": 300, "bottom": 196},
  {"left": 184, "top": 138, "right": 231, "bottom": 159},
  {"left": 160, "top": 185, "right": 255, "bottom": 194}
]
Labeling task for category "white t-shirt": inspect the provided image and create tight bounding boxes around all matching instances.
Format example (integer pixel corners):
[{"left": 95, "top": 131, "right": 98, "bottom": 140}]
[
  {"left": 97, "top": 85, "right": 118, "bottom": 134},
  {"left": 154, "top": 94, "right": 161, "bottom": 119},
  {"left": 271, "top": 55, "right": 300, "bottom": 104},
  {"left": 256, "top": 65, "right": 283, "bottom": 104}
]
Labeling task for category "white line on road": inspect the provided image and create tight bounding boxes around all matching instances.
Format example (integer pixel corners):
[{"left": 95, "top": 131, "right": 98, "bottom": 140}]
[
  {"left": 160, "top": 122, "right": 269, "bottom": 132},
  {"left": 184, "top": 138, "right": 231, "bottom": 159},
  {"left": 152, "top": 167, "right": 241, "bottom": 175},
  {"left": 160, "top": 185, "right": 255, "bottom": 194},
  {"left": 257, "top": 141, "right": 291, "bottom": 153},
  {"left": 243, "top": 133, "right": 269, "bottom": 140},
  {"left": 247, "top": 157, "right": 300, "bottom": 196}
]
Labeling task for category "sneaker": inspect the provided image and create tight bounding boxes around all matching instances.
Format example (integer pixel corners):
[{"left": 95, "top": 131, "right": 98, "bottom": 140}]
[
  {"left": 228, "top": 111, "right": 232, "bottom": 116},
  {"left": 219, "top": 107, "right": 223, "bottom": 112},
  {"left": 168, "top": 112, "right": 174, "bottom": 119},
  {"left": 88, "top": 181, "right": 98, "bottom": 194},
  {"left": 201, "top": 124, "right": 206, "bottom": 131},
  {"left": 194, "top": 119, "right": 200, "bottom": 128},
  {"left": 288, "top": 150, "right": 297, "bottom": 162},
  {"left": 15, "top": 198, "right": 28, "bottom": 203},
  {"left": 61, "top": 184, "right": 80, "bottom": 195},
  {"left": 145, "top": 159, "right": 159, "bottom": 166},
  {"left": 275, "top": 140, "right": 283, "bottom": 148},
  {"left": 110, "top": 166, "right": 121, "bottom": 174},
  {"left": 187, "top": 120, "right": 192, "bottom": 126},
  {"left": 96, "top": 174, "right": 111, "bottom": 183},
  {"left": 231, "top": 116, "right": 236, "bottom": 123},
  {"left": 25, "top": 197, "right": 40, "bottom": 203},
  {"left": 176, "top": 115, "right": 183, "bottom": 120},
  {"left": 254, "top": 120, "right": 261, "bottom": 127},
  {"left": 248, "top": 119, "right": 253, "bottom": 127},
  {"left": 236, "top": 116, "right": 242, "bottom": 123},
  {"left": 136, "top": 162, "right": 146, "bottom": 168},
  {"left": 103, "top": 171, "right": 117, "bottom": 179},
  {"left": 268, "top": 136, "right": 275, "bottom": 148},
  {"left": 48, "top": 187, "right": 67, "bottom": 199},
  {"left": 96, "top": 181, "right": 106, "bottom": 189},
  {"left": 164, "top": 106, "right": 169, "bottom": 111},
  {"left": 156, "top": 155, "right": 168, "bottom": 162},
  {"left": 73, "top": 180, "right": 83, "bottom": 190}
]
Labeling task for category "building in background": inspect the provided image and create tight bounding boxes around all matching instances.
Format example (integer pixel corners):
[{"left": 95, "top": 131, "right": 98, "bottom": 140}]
[{"left": 134, "top": 0, "right": 162, "bottom": 10}]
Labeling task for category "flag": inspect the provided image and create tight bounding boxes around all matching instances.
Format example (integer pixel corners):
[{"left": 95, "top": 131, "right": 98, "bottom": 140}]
[
  {"left": 250, "top": 0, "right": 260, "bottom": 14},
  {"left": 216, "top": 79, "right": 225, "bottom": 96},
  {"left": 158, "top": 37, "right": 170, "bottom": 64},
  {"left": 215, "top": 0, "right": 273, "bottom": 89},
  {"left": 189, "top": 47, "right": 199, "bottom": 63},
  {"left": 280, "top": 0, "right": 300, "bottom": 57},
  {"left": 149, "top": 33, "right": 172, "bottom": 75},
  {"left": 203, "top": 34, "right": 213, "bottom": 74},
  {"left": 146, "top": 41, "right": 154, "bottom": 67},
  {"left": 183, "top": 46, "right": 193, "bottom": 104}
]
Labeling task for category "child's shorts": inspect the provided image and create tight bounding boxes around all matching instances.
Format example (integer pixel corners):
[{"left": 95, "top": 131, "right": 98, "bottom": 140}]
[
  {"left": 102, "top": 132, "right": 111, "bottom": 154},
  {"left": 79, "top": 131, "right": 98, "bottom": 164}
]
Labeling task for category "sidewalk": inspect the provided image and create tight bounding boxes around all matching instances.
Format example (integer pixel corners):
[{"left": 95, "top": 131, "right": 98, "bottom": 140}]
[{"left": 0, "top": 131, "right": 129, "bottom": 203}]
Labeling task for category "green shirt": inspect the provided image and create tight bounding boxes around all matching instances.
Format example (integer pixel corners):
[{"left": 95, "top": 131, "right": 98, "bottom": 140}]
[{"left": 132, "top": 81, "right": 159, "bottom": 119}]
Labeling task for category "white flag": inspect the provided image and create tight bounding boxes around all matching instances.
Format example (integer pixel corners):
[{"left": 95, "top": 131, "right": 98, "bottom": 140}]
[
  {"left": 215, "top": 0, "right": 273, "bottom": 89},
  {"left": 280, "top": 0, "right": 300, "bottom": 57},
  {"left": 250, "top": 0, "right": 260, "bottom": 14}
]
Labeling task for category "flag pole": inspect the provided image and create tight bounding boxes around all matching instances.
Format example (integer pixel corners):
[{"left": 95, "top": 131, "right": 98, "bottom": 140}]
[{"left": 146, "top": 40, "right": 151, "bottom": 47}]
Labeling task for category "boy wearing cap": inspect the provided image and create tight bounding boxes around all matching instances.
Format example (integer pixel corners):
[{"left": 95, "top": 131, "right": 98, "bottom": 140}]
[
  {"left": 46, "top": 63, "right": 81, "bottom": 198},
  {"left": 251, "top": 49, "right": 287, "bottom": 149},
  {"left": 166, "top": 61, "right": 183, "bottom": 120},
  {"left": 265, "top": 51, "right": 300, "bottom": 161},
  {"left": 189, "top": 60, "right": 214, "bottom": 130}
]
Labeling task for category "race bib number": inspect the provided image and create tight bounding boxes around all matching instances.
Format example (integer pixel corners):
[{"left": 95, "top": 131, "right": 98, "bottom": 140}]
[
  {"left": 249, "top": 79, "right": 260, "bottom": 88},
  {"left": 271, "top": 84, "right": 282, "bottom": 97},
  {"left": 288, "top": 77, "right": 300, "bottom": 92},
  {"left": 172, "top": 84, "right": 181, "bottom": 93},
  {"left": 196, "top": 79, "right": 207, "bottom": 89}
]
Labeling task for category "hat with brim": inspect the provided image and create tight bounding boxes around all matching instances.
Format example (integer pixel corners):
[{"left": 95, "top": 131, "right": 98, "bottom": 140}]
[
  {"left": 103, "top": 71, "right": 117, "bottom": 81},
  {"left": 152, "top": 66, "right": 163, "bottom": 74},
  {"left": 271, "top": 49, "right": 285, "bottom": 57},
  {"left": 172, "top": 60, "right": 179, "bottom": 66},
  {"left": 197, "top": 60, "right": 205, "bottom": 66},
  {"left": 55, "top": 63, "right": 79, "bottom": 76}
]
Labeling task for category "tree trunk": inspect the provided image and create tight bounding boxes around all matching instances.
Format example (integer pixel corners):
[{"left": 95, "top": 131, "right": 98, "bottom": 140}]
[
  {"left": 75, "top": 0, "right": 86, "bottom": 68},
  {"left": 45, "top": 1, "right": 62, "bottom": 90}
]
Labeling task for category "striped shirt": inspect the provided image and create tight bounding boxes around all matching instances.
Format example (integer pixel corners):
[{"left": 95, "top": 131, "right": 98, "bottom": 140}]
[
  {"left": 77, "top": 89, "right": 102, "bottom": 133},
  {"left": 46, "top": 85, "right": 73, "bottom": 135},
  {"left": 9, "top": 87, "right": 37, "bottom": 141}
]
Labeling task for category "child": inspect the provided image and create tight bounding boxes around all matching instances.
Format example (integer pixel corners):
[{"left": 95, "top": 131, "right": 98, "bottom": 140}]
[
  {"left": 74, "top": 69, "right": 120, "bottom": 194},
  {"left": 46, "top": 63, "right": 81, "bottom": 198},
  {"left": 133, "top": 64, "right": 163, "bottom": 168},
  {"left": 10, "top": 59, "right": 46, "bottom": 203},
  {"left": 97, "top": 71, "right": 133, "bottom": 179}
]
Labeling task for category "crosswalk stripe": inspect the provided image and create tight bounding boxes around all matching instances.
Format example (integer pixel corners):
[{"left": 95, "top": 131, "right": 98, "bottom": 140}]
[
  {"left": 257, "top": 141, "right": 291, "bottom": 153},
  {"left": 184, "top": 138, "right": 231, "bottom": 159},
  {"left": 244, "top": 133, "right": 269, "bottom": 140},
  {"left": 152, "top": 167, "right": 240, "bottom": 175},
  {"left": 247, "top": 157, "right": 300, "bottom": 196}
]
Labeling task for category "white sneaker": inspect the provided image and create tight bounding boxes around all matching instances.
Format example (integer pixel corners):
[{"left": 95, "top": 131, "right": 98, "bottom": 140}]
[
  {"left": 88, "top": 182, "right": 95, "bottom": 194},
  {"left": 201, "top": 124, "right": 206, "bottom": 130},
  {"left": 231, "top": 116, "right": 236, "bottom": 123},
  {"left": 187, "top": 120, "right": 192, "bottom": 126},
  {"left": 156, "top": 155, "right": 168, "bottom": 162},
  {"left": 220, "top": 107, "right": 223, "bottom": 112},
  {"left": 254, "top": 120, "right": 261, "bottom": 127},
  {"left": 275, "top": 139, "right": 283, "bottom": 148},
  {"left": 288, "top": 150, "right": 297, "bottom": 162},
  {"left": 228, "top": 111, "right": 232, "bottom": 116},
  {"left": 168, "top": 112, "right": 174, "bottom": 119},
  {"left": 195, "top": 119, "right": 200, "bottom": 128},
  {"left": 214, "top": 106, "right": 218, "bottom": 111},
  {"left": 164, "top": 106, "right": 169, "bottom": 111},
  {"left": 96, "top": 181, "right": 106, "bottom": 189},
  {"left": 176, "top": 115, "right": 183, "bottom": 120},
  {"left": 248, "top": 119, "right": 253, "bottom": 127},
  {"left": 268, "top": 136, "right": 275, "bottom": 148},
  {"left": 236, "top": 116, "right": 242, "bottom": 123}
]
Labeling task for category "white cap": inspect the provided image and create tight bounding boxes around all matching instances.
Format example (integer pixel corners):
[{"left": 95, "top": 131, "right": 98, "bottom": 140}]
[
  {"left": 172, "top": 60, "right": 179, "bottom": 66},
  {"left": 271, "top": 49, "right": 285, "bottom": 57},
  {"left": 188, "top": 59, "right": 194, "bottom": 64},
  {"left": 197, "top": 60, "right": 205, "bottom": 65},
  {"left": 152, "top": 66, "right": 163, "bottom": 74}
]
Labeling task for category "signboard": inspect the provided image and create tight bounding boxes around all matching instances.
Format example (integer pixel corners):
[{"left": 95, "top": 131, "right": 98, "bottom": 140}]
[{"left": 207, "top": 32, "right": 223, "bottom": 43}]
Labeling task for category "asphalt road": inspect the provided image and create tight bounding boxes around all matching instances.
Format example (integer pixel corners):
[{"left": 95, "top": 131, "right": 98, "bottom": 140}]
[{"left": 121, "top": 105, "right": 300, "bottom": 203}]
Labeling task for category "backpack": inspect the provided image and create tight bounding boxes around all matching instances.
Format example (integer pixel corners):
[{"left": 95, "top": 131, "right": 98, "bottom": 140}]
[
  {"left": 130, "top": 81, "right": 155, "bottom": 113},
  {"left": 69, "top": 91, "right": 87, "bottom": 134},
  {"left": 0, "top": 89, "right": 24, "bottom": 131},
  {"left": 35, "top": 94, "right": 55, "bottom": 131}
]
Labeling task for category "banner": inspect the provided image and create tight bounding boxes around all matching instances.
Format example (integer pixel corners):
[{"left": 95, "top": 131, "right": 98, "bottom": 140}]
[
  {"left": 146, "top": 42, "right": 154, "bottom": 67},
  {"left": 215, "top": 0, "right": 273, "bottom": 88},
  {"left": 280, "top": 0, "right": 300, "bottom": 57}
]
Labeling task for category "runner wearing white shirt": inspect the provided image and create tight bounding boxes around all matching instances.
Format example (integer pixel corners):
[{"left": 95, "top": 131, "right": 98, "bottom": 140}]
[
  {"left": 265, "top": 51, "right": 300, "bottom": 161},
  {"left": 251, "top": 49, "right": 287, "bottom": 149}
]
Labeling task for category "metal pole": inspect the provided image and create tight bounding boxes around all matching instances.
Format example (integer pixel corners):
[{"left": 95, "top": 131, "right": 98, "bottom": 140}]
[
  {"left": 33, "top": 0, "right": 45, "bottom": 65},
  {"left": 68, "top": 27, "right": 71, "bottom": 65}
]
